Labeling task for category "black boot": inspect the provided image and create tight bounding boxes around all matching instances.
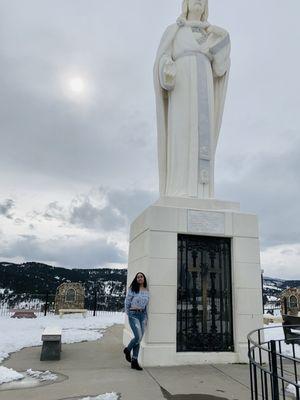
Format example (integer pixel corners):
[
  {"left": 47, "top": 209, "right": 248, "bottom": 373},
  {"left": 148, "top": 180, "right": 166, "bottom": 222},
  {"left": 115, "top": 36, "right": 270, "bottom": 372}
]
[
  {"left": 131, "top": 358, "right": 143, "bottom": 371},
  {"left": 123, "top": 347, "right": 131, "bottom": 363}
]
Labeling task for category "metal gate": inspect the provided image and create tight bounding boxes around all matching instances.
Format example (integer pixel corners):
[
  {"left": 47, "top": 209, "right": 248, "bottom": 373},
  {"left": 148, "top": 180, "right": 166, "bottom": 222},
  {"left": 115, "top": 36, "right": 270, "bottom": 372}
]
[{"left": 177, "top": 234, "right": 233, "bottom": 352}]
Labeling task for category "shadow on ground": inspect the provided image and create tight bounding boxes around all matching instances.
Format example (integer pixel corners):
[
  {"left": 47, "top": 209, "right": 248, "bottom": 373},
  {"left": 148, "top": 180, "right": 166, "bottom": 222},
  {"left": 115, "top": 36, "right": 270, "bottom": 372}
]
[
  {"left": 59, "top": 395, "right": 122, "bottom": 400},
  {"left": 161, "top": 387, "right": 229, "bottom": 400}
]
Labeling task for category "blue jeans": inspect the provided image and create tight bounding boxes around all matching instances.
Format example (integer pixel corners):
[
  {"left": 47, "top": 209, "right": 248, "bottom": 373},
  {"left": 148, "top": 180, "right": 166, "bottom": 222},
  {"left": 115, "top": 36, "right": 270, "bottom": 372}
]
[{"left": 127, "top": 311, "right": 147, "bottom": 359}]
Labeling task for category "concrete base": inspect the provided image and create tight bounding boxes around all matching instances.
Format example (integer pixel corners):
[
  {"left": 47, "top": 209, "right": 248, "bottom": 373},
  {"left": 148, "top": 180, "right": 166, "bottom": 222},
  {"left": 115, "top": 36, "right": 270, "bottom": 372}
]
[{"left": 124, "top": 197, "right": 263, "bottom": 366}]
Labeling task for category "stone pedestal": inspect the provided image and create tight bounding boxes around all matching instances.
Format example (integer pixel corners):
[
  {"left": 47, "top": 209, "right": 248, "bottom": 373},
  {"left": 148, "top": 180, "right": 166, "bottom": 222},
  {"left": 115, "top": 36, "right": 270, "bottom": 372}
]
[{"left": 123, "top": 197, "right": 263, "bottom": 366}]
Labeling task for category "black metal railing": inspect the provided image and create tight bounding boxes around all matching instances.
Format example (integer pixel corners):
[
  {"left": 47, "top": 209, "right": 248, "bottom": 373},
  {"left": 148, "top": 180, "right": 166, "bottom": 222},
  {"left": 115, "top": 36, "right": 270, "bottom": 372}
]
[
  {"left": 0, "top": 292, "right": 125, "bottom": 317},
  {"left": 264, "top": 306, "right": 282, "bottom": 316},
  {"left": 248, "top": 325, "right": 300, "bottom": 399},
  {"left": 0, "top": 293, "right": 56, "bottom": 316}
]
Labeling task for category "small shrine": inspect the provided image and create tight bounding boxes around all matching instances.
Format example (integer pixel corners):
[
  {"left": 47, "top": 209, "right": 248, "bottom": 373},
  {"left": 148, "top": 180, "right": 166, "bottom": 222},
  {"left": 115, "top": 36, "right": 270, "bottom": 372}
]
[
  {"left": 54, "top": 283, "right": 85, "bottom": 314},
  {"left": 281, "top": 288, "right": 300, "bottom": 316}
]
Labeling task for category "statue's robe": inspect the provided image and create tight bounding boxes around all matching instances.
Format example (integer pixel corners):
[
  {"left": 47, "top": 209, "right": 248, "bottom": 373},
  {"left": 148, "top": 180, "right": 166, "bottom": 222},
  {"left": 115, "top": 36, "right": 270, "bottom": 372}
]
[{"left": 154, "top": 19, "right": 231, "bottom": 198}]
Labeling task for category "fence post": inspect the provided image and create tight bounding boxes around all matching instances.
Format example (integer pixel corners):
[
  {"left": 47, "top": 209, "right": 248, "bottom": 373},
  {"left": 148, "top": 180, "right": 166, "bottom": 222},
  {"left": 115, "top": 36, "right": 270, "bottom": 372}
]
[
  {"left": 93, "top": 291, "right": 97, "bottom": 317},
  {"left": 261, "top": 269, "right": 264, "bottom": 314},
  {"left": 283, "top": 297, "right": 288, "bottom": 315},
  {"left": 44, "top": 293, "right": 49, "bottom": 317},
  {"left": 270, "top": 340, "right": 280, "bottom": 400}
]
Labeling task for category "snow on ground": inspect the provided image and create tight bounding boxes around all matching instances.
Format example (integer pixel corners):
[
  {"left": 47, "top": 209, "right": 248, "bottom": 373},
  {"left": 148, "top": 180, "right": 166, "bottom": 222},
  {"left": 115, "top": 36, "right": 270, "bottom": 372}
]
[
  {"left": 0, "top": 366, "right": 23, "bottom": 384},
  {"left": 286, "top": 382, "right": 300, "bottom": 397},
  {"left": 266, "top": 295, "right": 279, "bottom": 302},
  {"left": 0, "top": 312, "right": 124, "bottom": 363},
  {"left": 81, "top": 394, "right": 118, "bottom": 400},
  {"left": 264, "top": 308, "right": 282, "bottom": 317},
  {"left": 263, "top": 285, "right": 281, "bottom": 291},
  {"left": 263, "top": 324, "right": 300, "bottom": 358},
  {"left": 26, "top": 369, "right": 57, "bottom": 381},
  {"left": 0, "top": 367, "right": 59, "bottom": 385}
]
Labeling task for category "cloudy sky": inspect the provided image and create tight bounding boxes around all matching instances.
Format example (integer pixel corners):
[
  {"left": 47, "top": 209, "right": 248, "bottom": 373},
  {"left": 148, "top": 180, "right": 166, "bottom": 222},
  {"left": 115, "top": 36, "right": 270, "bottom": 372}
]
[{"left": 0, "top": 0, "right": 299, "bottom": 279}]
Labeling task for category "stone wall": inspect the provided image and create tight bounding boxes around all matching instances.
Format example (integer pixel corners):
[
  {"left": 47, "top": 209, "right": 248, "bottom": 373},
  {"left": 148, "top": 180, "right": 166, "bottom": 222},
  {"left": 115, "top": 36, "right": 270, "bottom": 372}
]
[
  {"left": 281, "top": 288, "right": 300, "bottom": 316},
  {"left": 54, "top": 283, "right": 85, "bottom": 314}
]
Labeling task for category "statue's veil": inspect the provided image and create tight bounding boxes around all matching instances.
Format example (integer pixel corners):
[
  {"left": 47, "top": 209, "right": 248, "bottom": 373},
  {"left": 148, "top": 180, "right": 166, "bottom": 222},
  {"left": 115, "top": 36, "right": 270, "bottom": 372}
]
[{"left": 181, "top": 0, "right": 209, "bottom": 21}]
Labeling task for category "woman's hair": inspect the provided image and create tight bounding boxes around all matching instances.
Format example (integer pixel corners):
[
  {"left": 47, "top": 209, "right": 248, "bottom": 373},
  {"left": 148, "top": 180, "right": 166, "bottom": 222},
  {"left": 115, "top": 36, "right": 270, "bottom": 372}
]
[
  {"left": 129, "top": 272, "right": 148, "bottom": 293},
  {"left": 181, "top": 0, "right": 209, "bottom": 21}
]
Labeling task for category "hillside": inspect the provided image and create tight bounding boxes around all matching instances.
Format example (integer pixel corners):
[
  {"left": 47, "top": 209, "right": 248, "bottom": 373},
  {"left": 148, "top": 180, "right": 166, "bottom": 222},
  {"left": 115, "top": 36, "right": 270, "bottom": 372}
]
[
  {"left": 0, "top": 262, "right": 299, "bottom": 312},
  {"left": 0, "top": 262, "right": 127, "bottom": 311}
]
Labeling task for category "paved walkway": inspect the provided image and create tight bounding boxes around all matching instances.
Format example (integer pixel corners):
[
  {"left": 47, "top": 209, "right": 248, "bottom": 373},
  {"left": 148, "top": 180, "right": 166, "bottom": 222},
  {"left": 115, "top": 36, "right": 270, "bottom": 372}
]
[{"left": 0, "top": 325, "right": 251, "bottom": 400}]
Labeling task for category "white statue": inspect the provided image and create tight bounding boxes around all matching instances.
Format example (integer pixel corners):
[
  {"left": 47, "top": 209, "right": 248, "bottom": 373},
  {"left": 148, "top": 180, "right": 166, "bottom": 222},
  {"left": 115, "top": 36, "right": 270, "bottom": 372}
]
[{"left": 154, "top": 0, "right": 231, "bottom": 199}]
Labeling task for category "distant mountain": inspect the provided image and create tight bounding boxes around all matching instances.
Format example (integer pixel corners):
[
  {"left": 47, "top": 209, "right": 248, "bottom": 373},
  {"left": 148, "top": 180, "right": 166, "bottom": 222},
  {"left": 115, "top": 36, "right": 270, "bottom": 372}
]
[
  {"left": 263, "top": 276, "right": 300, "bottom": 306},
  {"left": 0, "top": 262, "right": 299, "bottom": 311},
  {"left": 0, "top": 262, "right": 127, "bottom": 311}
]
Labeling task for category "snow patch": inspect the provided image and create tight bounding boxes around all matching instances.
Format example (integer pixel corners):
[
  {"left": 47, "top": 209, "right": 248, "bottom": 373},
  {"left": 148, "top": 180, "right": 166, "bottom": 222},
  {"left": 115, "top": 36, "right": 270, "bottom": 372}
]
[
  {"left": 267, "top": 295, "right": 279, "bottom": 302},
  {"left": 263, "top": 324, "right": 300, "bottom": 358},
  {"left": 286, "top": 381, "right": 300, "bottom": 397},
  {"left": 0, "top": 313, "right": 124, "bottom": 363},
  {"left": 26, "top": 369, "right": 57, "bottom": 381},
  {"left": 263, "top": 285, "right": 281, "bottom": 291},
  {"left": 0, "top": 288, "right": 13, "bottom": 295},
  {"left": 0, "top": 367, "right": 23, "bottom": 385},
  {"left": 81, "top": 394, "right": 118, "bottom": 400}
]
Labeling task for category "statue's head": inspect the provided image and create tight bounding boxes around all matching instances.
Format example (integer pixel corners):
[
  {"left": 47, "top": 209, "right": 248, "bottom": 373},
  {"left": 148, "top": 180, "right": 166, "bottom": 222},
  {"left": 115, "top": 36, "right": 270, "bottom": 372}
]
[{"left": 181, "top": 0, "right": 209, "bottom": 21}]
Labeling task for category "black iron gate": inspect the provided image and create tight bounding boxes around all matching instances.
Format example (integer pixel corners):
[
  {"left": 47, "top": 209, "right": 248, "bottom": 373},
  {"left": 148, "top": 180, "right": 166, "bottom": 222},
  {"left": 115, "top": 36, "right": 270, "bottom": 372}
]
[{"left": 177, "top": 234, "right": 233, "bottom": 352}]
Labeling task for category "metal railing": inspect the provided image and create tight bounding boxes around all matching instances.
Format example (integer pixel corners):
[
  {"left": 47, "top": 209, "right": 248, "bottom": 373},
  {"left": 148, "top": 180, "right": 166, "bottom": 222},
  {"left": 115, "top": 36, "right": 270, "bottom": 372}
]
[
  {"left": 0, "top": 292, "right": 125, "bottom": 317},
  {"left": 264, "top": 306, "right": 282, "bottom": 317},
  {"left": 248, "top": 326, "right": 300, "bottom": 399}
]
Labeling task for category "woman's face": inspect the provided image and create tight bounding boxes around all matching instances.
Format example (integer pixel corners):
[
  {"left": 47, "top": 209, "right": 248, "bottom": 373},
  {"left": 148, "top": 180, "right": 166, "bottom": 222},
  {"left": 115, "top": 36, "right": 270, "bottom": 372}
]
[
  {"left": 136, "top": 273, "right": 145, "bottom": 286},
  {"left": 188, "top": 0, "right": 206, "bottom": 15}
]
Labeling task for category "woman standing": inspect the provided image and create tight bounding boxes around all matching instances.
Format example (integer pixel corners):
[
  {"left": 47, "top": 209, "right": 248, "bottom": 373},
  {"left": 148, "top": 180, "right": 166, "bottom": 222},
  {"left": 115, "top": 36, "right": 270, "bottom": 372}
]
[{"left": 123, "top": 272, "right": 149, "bottom": 371}]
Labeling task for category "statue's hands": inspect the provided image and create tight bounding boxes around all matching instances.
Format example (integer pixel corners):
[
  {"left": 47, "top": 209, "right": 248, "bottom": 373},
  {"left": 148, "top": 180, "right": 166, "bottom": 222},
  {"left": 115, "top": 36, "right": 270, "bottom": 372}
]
[
  {"left": 163, "top": 59, "right": 176, "bottom": 87},
  {"left": 159, "top": 55, "right": 176, "bottom": 91},
  {"left": 201, "top": 45, "right": 214, "bottom": 62}
]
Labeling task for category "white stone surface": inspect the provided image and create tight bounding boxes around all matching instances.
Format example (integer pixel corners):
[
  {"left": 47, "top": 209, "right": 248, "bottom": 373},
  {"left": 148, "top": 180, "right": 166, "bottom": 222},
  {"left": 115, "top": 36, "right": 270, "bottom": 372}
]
[
  {"left": 154, "top": 2, "right": 231, "bottom": 198},
  {"left": 188, "top": 210, "right": 225, "bottom": 234},
  {"left": 155, "top": 196, "right": 240, "bottom": 211},
  {"left": 141, "top": 345, "right": 239, "bottom": 366},
  {"left": 233, "top": 213, "right": 259, "bottom": 237},
  {"left": 125, "top": 200, "right": 263, "bottom": 366},
  {"left": 235, "top": 343, "right": 250, "bottom": 364},
  {"left": 147, "top": 258, "right": 177, "bottom": 286},
  {"left": 148, "top": 231, "right": 177, "bottom": 260},
  {"left": 224, "top": 212, "right": 234, "bottom": 236},
  {"left": 149, "top": 286, "right": 177, "bottom": 314},
  {"left": 235, "top": 288, "right": 263, "bottom": 315},
  {"left": 130, "top": 206, "right": 188, "bottom": 241},
  {"left": 128, "top": 231, "right": 149, "bottom": 262},
  {"left": 234, "top": 262, "right": 262, "bottom": 289},
  {"left": 148, "top": 206, "right": 188, "bottom": 233},
  {"left": 234, "top": 314, "right": 263, "bottom": 343},
  {"left": 233, "top": 237, "right": 261, "bottom": 264},
  {"left": 147, "top": 314, "right": 177, "bottom": 343}
]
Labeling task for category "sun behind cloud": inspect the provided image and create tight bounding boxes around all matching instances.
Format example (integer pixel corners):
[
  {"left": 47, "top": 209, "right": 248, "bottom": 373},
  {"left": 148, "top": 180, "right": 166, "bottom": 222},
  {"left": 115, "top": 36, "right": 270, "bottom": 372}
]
[
  {"left": 61, "top": 72, "right": 90, "bottom": 103},
  {"left": 69, "top": 77, "right": 85, "bottom": 93}
]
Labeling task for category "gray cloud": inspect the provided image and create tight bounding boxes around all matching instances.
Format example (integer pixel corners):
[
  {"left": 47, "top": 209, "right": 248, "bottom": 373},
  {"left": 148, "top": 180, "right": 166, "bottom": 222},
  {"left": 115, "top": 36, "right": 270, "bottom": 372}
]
[
  {"left": 216, "top": 131, "right": 300, "bottom": 249},
  {"left": 69, "top": 201, "right": 126, "bottom": 232},
  {"left": 107, "top": 188, "right": 157, "bottom": 223},
  {"left": 0, "top": 234, "right": 126, "bottom": 268},
  {"left": 44, "top": 202, "right": 67, "bottom": 221},
  {"left": 0, "top": 199, "right": 15, "bottom": 219},
  {"left": 1, "top": 0, "right": 300, "bottom": 276},
  {"left": 0, "top": 0, "right": 157, "bottom": 190},
  {"left": 40, "top": 187, "right": 157, "bottom": 232}
]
